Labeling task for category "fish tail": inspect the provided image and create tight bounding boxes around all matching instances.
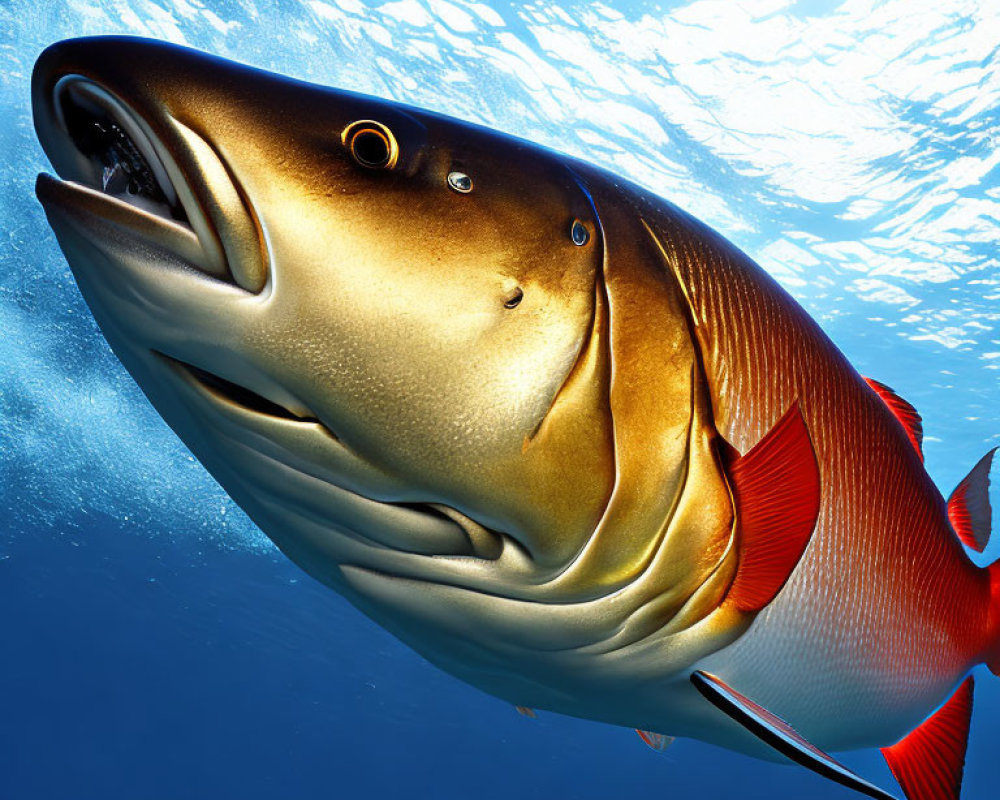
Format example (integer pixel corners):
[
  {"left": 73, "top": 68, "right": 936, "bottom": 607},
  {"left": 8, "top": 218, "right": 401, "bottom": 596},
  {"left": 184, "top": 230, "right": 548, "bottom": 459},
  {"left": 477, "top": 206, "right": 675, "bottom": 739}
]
[
  {"left": 946, "top": 447, "right": 998, "bottom": 673},
  {"left": 988, "top": 560, "right": 1000, "bottom": 676}
]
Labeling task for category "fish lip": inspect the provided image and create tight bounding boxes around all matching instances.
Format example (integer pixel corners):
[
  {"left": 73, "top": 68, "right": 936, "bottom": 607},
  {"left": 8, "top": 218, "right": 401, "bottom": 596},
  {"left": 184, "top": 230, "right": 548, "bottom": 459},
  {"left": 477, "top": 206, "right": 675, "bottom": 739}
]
[
  {"left": 34, "top": 172, "right": 218, "bottom": 281},
  {"left": 33, "top": 74, "right": 248, "bottom": 287}
]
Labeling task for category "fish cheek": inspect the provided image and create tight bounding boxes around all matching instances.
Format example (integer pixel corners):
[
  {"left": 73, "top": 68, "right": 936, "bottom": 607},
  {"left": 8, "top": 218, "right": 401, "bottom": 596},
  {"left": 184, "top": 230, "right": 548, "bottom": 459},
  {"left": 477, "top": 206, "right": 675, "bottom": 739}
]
[{"left": 241, "top": 144, "right": 609, "bottom": 547}]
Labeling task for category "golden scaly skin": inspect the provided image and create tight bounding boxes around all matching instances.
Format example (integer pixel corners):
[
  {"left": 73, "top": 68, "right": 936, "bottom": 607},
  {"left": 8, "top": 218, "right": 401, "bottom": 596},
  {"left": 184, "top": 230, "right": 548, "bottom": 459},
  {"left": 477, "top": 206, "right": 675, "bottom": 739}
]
[{"left": 34, "top": 36, "right": 807, "bottom": 749}]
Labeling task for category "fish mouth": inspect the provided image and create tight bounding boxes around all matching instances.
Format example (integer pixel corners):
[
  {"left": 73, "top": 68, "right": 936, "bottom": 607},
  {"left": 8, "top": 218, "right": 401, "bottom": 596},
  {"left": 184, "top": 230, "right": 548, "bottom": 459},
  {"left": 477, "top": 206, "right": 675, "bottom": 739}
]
[
  {"left": 55, "top": 77, "right": 188, "bottom": 224},
  {"left": 34, "top": 74, "right": 265, "bottom": 289}
]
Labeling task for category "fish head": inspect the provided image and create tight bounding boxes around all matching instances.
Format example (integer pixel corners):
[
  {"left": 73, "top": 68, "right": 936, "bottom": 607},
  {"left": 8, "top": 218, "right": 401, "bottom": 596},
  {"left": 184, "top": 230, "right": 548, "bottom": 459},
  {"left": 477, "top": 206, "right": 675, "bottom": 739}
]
[
  {"left": 33, "top": 37, "right": 754, "bottom": 714},
  {"left": 33, "top": 35, "right": 612, "bottom": 559}
]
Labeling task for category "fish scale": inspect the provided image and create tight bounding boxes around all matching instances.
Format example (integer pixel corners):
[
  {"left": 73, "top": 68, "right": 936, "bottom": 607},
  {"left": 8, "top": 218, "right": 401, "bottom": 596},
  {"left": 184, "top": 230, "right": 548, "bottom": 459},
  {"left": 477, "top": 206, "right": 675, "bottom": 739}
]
[
  {"left": 31, "top": 35, "right": 998, "bottom": 800},
  {"left": 651, "top": 205, "right": 991, "bottom": 747}
]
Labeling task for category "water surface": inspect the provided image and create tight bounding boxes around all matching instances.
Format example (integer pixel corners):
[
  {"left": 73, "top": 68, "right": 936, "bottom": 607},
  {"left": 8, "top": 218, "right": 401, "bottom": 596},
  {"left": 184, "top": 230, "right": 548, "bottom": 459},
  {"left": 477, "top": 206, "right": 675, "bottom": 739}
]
[{"left": 2, "top": 1, "right": 998, "bottom": 797}]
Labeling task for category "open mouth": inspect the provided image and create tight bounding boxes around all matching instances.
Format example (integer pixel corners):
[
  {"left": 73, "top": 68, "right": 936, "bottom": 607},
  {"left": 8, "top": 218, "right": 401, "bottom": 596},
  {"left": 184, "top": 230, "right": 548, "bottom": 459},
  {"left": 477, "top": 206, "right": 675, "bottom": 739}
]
[
  {"left": 35, "top": 73, "right": 265, "bottom": 286},
  {"left": 55, "top": 77, "right": 190, "bottom": 226}
]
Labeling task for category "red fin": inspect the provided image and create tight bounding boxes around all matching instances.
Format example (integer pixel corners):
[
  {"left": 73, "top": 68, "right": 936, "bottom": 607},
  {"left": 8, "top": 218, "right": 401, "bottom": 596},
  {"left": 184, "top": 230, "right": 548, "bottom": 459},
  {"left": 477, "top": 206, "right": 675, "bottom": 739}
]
[
  {"left": 692, "top": 672, "right": 896, "bottom": 799},
  {"left": 864, "top": 377, "right": 924, "bottom": 461},
  {"left": 989, "top": 563, "right": 1000, "bottom": 676},
  {"left": 514, "top": 705, "right": 536, "bottom": 718},
  {"left": 724, "top": 402, "right": 821, "bottom": 612},
  {"left": 948, "top": 449, "right": 996, "bottom": 552},
  {"left": 881, "top": 677, "right": 974, "bottom": 800},
  {"left": 635, "top": 729, "right": 674, "bottom": 751}
]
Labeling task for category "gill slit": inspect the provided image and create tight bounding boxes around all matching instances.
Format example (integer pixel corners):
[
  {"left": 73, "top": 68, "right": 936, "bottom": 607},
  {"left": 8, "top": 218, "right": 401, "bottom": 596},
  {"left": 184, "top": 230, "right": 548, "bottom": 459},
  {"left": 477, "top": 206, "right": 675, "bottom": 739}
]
[
  {"left": 523, "top": 273, "right": 602, "bottom": 446},
  {"left": 641, "top": 215, "right": 742, "bottom": 599},
  {"left": 526, "top": 273, "right": 693, "bottom": 604},
  {"left": 640, "top": 217, "right": 719, "bottom": 436},
  {"left": 536, "top": 269, "right": 622, "bottom": 582},
  {"left": 524, "top": 168, "right": 606, "bottom": 446},
  {"left": 558, "top": 375, "right": 701, "bottom": 652}
]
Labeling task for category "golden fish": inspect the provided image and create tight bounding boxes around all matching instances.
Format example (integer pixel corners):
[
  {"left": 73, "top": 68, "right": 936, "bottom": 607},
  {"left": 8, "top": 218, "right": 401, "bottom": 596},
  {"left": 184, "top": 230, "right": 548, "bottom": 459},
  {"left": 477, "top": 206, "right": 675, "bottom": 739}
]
[{"left": 32, "top": 36, "right": 998, "bottom": 800}]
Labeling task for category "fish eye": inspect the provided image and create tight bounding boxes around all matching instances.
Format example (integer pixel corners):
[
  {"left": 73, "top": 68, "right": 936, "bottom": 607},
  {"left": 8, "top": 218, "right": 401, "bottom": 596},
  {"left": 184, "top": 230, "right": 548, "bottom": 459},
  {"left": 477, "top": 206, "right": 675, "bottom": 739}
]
[
  {"left": 342, "top": 120, "right": 398, "bottom": 169},
  {"left": 504, "top": 287, "right": 524, "bottom": 309},
  {"left": 447, "top": 171, "right": 473, "bottom": 193},
  {"left": 571, "top": 220, "right": 590, "bottom": 246}
]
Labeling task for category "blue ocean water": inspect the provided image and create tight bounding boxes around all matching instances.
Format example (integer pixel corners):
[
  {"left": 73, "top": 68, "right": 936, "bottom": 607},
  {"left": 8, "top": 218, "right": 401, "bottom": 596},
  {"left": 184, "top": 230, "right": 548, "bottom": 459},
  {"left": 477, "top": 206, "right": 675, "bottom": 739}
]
[{"left": 1, "top": 1, "right": 998, "bottom": 798}]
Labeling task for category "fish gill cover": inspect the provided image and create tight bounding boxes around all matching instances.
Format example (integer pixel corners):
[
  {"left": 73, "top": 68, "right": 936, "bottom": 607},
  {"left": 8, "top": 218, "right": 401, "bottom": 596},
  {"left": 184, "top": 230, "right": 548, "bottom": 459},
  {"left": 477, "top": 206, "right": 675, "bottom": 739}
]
[{"left": 1, "top": 1, "right": 998, "bottom": 799}]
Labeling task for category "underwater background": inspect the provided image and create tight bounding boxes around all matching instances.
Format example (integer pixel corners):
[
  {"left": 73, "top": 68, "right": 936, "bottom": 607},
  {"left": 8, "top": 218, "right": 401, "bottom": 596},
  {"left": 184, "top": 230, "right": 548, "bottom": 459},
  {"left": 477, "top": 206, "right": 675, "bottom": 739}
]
[{"left": 1, "top": 0, "right": 998, "bottom": 797}]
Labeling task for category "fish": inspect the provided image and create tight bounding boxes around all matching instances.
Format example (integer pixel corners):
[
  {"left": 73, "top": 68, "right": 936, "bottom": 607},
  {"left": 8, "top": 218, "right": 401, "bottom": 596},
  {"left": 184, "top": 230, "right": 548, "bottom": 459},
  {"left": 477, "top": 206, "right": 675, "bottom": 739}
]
[{"left": 31, "top": 35, "right": 998, "bottom": 800}]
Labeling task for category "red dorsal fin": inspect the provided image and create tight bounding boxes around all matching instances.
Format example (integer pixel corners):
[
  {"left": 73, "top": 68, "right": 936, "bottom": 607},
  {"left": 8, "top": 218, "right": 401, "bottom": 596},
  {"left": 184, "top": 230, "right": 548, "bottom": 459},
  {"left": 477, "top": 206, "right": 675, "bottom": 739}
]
[
  {"left": 864, "top": 377, "right": 924, "bottom": 461},
  {"left": 635, "top": 729, "right": 675, "bottom": 751},
  {"left": 881, "top": 677, "right": 974, "bottom": 800},
  {"left": 514, "top": 705, "right": 536, "bottom": 718},
  {"left": 948, "top": 449, "right": 996, "bottom": 552},
  {"left": 724, "top": 402, "right": 821, "bottom": 612}
]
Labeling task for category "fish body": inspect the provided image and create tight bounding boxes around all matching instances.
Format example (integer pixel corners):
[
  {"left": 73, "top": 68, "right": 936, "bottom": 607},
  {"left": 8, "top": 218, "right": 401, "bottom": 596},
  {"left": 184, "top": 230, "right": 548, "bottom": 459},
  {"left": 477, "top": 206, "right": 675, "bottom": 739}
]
[
  {"left": 31, "top": 36, "right": 998, "bottom": 799},
  {"left": 634, "top": 189, "right": 995, "bottom": 751}
]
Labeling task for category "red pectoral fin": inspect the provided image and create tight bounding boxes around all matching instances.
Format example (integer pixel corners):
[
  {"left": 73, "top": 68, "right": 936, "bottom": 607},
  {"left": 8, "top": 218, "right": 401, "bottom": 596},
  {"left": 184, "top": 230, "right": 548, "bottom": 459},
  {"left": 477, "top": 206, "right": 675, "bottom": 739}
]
[
  {"left": 881, "top": 677, "right": 974, "bottom": 800},
  {"left": 691, "top": 671, "right": 896, "bottom": 800},
  {"left": 723, "top": 402, "right": 821, "bottom": 612},
  {"left": 864, "top": 377, "right": 924, "bottom": 461}
]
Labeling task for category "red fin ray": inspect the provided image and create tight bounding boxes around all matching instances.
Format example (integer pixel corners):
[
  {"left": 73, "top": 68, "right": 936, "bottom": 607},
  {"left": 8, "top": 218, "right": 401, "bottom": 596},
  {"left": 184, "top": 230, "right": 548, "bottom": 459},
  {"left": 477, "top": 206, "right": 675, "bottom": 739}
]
[
  {"left": 989, "top": 563, "right": 1000, "bottom": 676},
  {"left": 635, "top": 729, "right": 674, "bottom": 751},
  {"left": 947, "top": 449, "right": 995, "bottom": 552},
  {"left": 724, "top": 402, "right": 821, "bottom": 612},
  {"left": 864, "top": 377, "right": 924, "bottom": 461},
  {"left": 691, "top": 671, "right": 896, "bottom": 799},
  {"left": 881, "top": 677, "right": 974, "bottom": 800}
]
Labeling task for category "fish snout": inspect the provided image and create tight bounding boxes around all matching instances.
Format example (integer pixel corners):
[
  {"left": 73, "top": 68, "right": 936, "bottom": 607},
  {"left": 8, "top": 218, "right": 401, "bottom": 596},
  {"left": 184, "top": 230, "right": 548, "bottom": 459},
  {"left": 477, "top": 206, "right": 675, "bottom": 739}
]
[
  {"left": 32, "top": 37, "right": 268, "bottom": 293},
  {"left": 31, "top": 39, "right": 316, "bottom": 454}
]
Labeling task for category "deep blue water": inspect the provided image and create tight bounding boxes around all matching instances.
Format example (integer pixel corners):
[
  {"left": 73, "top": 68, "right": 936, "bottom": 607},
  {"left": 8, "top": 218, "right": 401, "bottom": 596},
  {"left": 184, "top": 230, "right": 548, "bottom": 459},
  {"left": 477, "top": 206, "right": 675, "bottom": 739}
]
[{"left": 2, "top": 1, "right": 999, "bottom": 798}]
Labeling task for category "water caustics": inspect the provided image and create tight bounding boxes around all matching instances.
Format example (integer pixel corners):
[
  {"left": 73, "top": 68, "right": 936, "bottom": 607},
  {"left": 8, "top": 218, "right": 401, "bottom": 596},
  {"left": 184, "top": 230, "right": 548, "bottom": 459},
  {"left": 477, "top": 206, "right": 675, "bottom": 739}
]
[{"left": 2, "top": 2, "right": 1000, "bottom": 799}]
